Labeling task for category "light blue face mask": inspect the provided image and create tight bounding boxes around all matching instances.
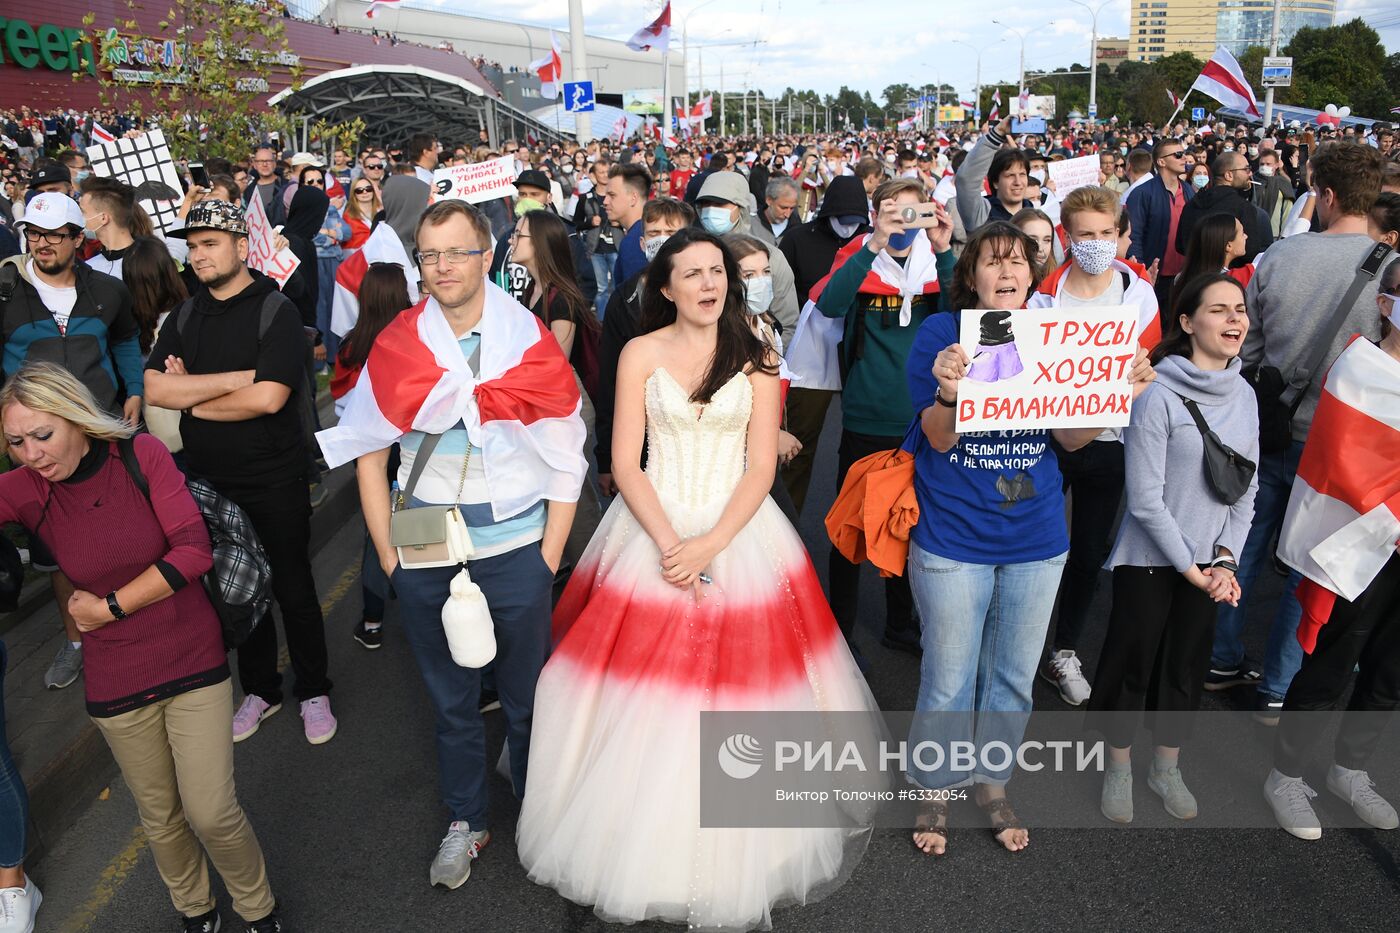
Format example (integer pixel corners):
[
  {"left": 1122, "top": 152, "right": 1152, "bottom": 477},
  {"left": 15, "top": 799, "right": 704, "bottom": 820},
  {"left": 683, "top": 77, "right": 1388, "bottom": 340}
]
[{"left": 700, "top": 206, "right": 737, "bottom": 235}]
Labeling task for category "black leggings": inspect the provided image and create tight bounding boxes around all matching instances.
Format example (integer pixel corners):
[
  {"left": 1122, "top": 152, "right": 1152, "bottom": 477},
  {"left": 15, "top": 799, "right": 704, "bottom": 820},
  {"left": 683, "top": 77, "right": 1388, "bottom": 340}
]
[
  {"left": 1274, "top": 554, "right": 1400, "bottom": 777},
  {"left": 1089, "top": 565, "right": 1216, "bottom": 749}
]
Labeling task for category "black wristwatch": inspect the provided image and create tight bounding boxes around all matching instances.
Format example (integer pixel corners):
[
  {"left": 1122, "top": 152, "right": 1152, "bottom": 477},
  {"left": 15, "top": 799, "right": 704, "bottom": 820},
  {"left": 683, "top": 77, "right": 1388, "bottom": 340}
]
[
  {"left": 1209, "top": 557, "right": 1239, "bottom": 575},
  {"left": 934, "top": 388, "right": 956, "bottom": 408},
  {"left": 106, "top": 591, "right": 128, "bottom": 620}
]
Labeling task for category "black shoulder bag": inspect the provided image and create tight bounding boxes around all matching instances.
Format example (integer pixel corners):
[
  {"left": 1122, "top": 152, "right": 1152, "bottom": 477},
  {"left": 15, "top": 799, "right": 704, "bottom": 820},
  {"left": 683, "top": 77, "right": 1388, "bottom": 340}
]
[
  {"left": 1245, "top": 241, "right": 1392, "bottom": 455},
  {"left": 1178, "top": 395, "right": 1256, "bottom": 506}
]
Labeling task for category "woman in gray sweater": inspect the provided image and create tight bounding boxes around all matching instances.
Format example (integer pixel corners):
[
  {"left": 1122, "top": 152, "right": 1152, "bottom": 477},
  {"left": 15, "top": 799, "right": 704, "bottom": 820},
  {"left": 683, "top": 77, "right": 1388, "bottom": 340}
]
[{"left": 1088, "top": 273, "right": 1259, "bottom": 823}]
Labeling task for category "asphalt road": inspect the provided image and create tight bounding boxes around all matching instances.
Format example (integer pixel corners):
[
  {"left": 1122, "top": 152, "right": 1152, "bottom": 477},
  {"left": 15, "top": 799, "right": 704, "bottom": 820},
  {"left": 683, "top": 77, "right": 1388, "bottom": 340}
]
[{"left": 33, "top": 401, "right": 1400, "bottom": 932}]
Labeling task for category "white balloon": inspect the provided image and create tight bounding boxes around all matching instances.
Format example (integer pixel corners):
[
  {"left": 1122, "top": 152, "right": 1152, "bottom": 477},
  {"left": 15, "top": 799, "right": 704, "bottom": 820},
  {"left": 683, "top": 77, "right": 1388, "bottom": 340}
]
[
  {"left": 1324, "top": 104, "right": 1338, "bottom": 116},
  {"left": 1337, "top": 106, "right": 1352, "bottom": 118}
]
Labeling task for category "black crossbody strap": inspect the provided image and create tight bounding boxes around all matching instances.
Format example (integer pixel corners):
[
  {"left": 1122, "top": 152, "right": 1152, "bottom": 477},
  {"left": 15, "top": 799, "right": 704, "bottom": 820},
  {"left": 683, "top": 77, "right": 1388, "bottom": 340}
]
[
  {"left": 400, "top": 432, "right": 442, "bottom": 503},
  {"left": 1280, "top": 241, "right": 1392, "bottom": 408},
  {"left": 1177, "top": 395, "right": 1213, "bottom": 437}
]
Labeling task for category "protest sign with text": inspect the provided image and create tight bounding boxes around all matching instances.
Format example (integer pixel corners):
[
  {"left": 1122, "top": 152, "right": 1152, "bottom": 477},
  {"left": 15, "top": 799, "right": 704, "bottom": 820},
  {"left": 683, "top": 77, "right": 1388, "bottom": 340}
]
[
  {"left": 1045, "top": 154, "right": 1102, "bottom": 197},
  {"left": 955, "top": 306, "right": 1139, "bottom": 433},
  {"left": 432, "top": 156, "right": 518, "bottom": 204},
  {"left": 244, "top": 190, "right": 300, "bottom": 288}
]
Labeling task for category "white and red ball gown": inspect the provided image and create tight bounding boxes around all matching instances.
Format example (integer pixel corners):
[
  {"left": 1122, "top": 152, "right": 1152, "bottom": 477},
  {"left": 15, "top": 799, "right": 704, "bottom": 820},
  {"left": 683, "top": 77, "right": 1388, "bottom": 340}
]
[{"left": 517, "top": 367, "right": 881, "bottom": 931}]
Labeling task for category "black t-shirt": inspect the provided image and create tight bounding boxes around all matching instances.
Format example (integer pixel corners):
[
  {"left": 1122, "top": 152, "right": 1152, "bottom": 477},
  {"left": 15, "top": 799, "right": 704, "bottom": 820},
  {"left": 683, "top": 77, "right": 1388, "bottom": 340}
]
[
  {"left": 530, "top": 289, "right": 586, "bottom": 372},
  {"left": 147, "top": 275, "right": 308, "bottom": 489}
]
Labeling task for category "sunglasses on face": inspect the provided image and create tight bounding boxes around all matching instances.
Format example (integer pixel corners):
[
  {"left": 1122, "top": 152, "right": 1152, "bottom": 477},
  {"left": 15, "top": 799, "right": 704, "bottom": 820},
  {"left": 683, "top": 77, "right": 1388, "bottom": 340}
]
[
  {"left": 365, "top": 163, "right": 384, "bottom": 171},
  {"left": 303, "top": 177, "right": 324, "bottom": 186},
  {"left": 353, "top": 185, "right": 374, "bottom": 194}
]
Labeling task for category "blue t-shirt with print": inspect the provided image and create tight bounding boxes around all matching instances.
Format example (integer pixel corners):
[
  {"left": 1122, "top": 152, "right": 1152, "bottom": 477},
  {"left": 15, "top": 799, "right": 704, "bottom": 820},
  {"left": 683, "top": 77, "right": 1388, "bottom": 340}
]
[{"left": 905, "top": 312, "right": 1068, "bottom": 565}]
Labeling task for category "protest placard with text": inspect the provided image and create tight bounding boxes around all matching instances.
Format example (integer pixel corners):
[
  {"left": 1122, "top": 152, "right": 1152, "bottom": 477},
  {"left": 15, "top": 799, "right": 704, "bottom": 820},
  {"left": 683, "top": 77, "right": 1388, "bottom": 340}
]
[
  {"left": 955, "top": 306, "right": 1139, "bottom": 433},
  {"left": 1045, "top": 154, "right": 1102, "bottom": 197},
  {"left": 244, "top": 189, "right": 300, "bottom": 288},
  {"left": 432, "top": 156, "right": 518, "bottom": 204}
]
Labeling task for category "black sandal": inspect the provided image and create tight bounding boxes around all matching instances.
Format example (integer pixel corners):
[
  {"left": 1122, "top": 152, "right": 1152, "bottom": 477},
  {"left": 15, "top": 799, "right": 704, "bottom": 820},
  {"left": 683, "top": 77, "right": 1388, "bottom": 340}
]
[
  {"left": 979, "top": 796, "right": 1026, "bottom": 849},
  {"left": 912, "top": 799, "right": 949, "bottom": 856}
]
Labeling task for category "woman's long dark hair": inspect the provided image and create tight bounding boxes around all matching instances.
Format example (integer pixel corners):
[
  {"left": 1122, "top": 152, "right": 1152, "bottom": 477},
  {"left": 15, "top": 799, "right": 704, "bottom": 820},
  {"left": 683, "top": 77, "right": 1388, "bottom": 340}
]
[
  {"left": 1171, "top": 213, "right": 1239, "bottom": 309},
  {"left": 949, "top": 222, "right": 1042, "bottom": 310},
  {"left": 639, "top": 227, "right": 776, "bottom": 403},
  {"left": 122, "top": 236, "right": 188, "bottom": 355},
  {"left": 338, "top": 264, "right": 411, "bottom": 370},
  {"left": 521, "top": 210, "right": 597, "bottom": 332},
  {"left": 1151, "top": 272, "right": 1246, "bottom": 365}
]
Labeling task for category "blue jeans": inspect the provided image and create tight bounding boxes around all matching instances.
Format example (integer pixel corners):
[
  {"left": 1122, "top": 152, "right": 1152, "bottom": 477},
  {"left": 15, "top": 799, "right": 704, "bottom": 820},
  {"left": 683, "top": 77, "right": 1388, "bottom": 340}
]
[
  {"left": 393, "top": 542, "right": 553, "bottom": 829},
  {"left": 315, "top": 255, "right": 341, "bottom": 366},
  {"left": 1, "top": 640, "right": 28, "bottom": 868},
  {"left": 590, "top": 252, "right": 614, "bottom": 320},
  {"left": 906, "top": 542, "right": 1068, "bottom": 788},
  {"left": 1212, "top": 441, "right": 1304, "bottom": 701}
]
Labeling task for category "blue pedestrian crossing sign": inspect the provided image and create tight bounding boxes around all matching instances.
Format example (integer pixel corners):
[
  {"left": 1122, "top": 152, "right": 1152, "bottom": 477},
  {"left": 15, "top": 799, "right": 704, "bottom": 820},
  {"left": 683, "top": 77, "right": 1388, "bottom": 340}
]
[
  {"left": 564, "top": 81, "right": 595, "bottom": 113},
  {"left": 1191, "top": 106, "right": 1206, "bottom": 121}
]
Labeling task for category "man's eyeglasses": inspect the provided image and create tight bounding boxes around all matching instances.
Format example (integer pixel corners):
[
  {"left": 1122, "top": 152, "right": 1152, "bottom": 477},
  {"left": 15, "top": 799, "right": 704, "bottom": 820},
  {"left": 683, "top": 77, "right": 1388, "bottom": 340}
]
[
  {"left": 364, "top": 162, "right": 384, "bottom": 171},
  {"left": 1161, "top": 151, "right": 1184, "bottom": 161},
  {"left": 414, "top": 248, "right": 486, "bottom": 266},
  {"left": 352, "top": 185, "right": 374, "bottom": 194},
  {"left": 252, "top": 159, "right": 276, "bottom": 166},
  {"left": 23, "top": 229, "right": 72, "bottom": 245}
]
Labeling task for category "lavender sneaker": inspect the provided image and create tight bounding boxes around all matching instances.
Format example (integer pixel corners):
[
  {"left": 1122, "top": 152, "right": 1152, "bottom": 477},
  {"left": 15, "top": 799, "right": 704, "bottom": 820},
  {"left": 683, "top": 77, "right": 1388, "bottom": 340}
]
[
  {"left": 232, "top": 695, "right": 280, "bottom": 743},
  {"left": 300, "top": 696, "right": 338, "bottom": 745}
]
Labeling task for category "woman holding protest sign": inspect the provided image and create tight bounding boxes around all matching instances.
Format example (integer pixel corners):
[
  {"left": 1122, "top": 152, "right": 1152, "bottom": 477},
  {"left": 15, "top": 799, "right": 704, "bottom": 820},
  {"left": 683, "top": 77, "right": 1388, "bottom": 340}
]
[
  {"left": 1088, "top": 273, "right": 1257, "bottom": 824},
  {"left": 903, "top": 221, "right": 1155, "bottom": 856}
]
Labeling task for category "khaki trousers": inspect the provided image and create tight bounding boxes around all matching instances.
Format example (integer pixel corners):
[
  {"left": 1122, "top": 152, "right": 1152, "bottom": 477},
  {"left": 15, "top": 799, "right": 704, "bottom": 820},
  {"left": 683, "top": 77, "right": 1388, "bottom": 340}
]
[{"left": 92, "top": 680, "right": 275, "bottom": 922}]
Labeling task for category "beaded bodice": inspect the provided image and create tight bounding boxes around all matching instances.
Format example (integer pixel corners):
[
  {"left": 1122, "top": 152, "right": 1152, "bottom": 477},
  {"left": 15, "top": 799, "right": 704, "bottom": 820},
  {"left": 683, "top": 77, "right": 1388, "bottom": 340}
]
[{"left": 644, "top": 369, "right": 753, "bottom": 508}]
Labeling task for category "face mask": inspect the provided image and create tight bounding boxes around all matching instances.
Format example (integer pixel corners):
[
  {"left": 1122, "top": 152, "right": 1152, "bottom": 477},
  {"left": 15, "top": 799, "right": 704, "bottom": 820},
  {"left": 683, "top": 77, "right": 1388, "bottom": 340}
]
[
  {"left": 700, "top": 206, "right": 737, "bottom": 236},
  {"left": 1258, "top": 164, "right": 1274, "bottom": 177},
  {"left": 887, "top": 228, "right": 919, "bottom": 251},
  {"left": 1192, "top": 174, "right": 1209, "bottom": 190},
  {"left": 83, "top": 226, "right": 100, "bottom": 241},
  {"left": 827, "top": 160, "right": 841, "bottom": 173},
  {"left": 75, "top": 169, "right": 90, "bottom": 184},
  {"left": 514, "top": 197, "right": 545, "bottom": 217},
  {"left": 1119, "top": 146, "right": 1129, "bottom": 155},
  {"left": 1069, "top": 238, "right": 1117, "bottom": 277},
  {"left": 1029, "top": 169, "right": 1046, "bottom": 184},
  {"left": 1248, "top": 147, "right": 1258, "bottom": 157},
  {"left": 830, "top": 217, "right": 861, "bottom": 239},
  {"left": 884, "top": 153, "right": 896, "bottom": 163},
  {"left": 561, "top": 163, "right": 573, "bottom": 173},
  {"left": 744, "top": 275, "right": 773, "bottom": 315},
  {"left": 643, "top": 234, "right": 669, "bottom": 263}
]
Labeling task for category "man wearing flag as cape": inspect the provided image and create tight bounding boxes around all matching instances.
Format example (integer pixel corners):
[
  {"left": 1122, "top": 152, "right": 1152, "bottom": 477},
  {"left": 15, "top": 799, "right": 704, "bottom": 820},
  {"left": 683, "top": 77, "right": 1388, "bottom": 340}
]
[{"left": 317, "top": 199, "right": 586, "bottom": 890}]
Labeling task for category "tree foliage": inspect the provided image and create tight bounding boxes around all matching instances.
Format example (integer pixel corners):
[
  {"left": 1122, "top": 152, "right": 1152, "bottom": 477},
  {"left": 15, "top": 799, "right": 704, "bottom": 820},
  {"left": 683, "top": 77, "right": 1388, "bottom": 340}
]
[{"left": 1282, "top": 19, "right": 1394, "bottom": 117}]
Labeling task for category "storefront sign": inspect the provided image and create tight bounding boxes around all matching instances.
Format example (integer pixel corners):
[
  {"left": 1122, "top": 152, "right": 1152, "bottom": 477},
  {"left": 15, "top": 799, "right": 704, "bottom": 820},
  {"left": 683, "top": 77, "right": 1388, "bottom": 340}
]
[{"left": 0, "top": 17, "right": 97, "bottom": 75}]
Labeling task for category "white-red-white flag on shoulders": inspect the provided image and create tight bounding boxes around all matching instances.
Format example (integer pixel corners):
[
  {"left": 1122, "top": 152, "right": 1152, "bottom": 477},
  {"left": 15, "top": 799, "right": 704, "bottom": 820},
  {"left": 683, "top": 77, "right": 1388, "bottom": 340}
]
[
  {"left": 317, "top": 285, "right": 587, "bottom": 520},
  {"left": 1279, "top": 335, "right": 1400, "bottom": 651},
  {"left": 330, "top": 220, "right": 419, "bottom": 339},
  {"left": 530, "top": 31, "right": 564, "bottom": 100},
  {"left": 626, "top": 2, "right": 671, "bottom": 53},
  {"left": 1191, "top": 47, "right": 1260, "bottom": 119}
]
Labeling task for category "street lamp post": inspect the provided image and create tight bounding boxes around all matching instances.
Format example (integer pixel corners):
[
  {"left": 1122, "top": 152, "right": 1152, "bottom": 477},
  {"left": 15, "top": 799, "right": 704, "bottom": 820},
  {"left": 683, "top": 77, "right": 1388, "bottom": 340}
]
[
  {"left": 1067, "top": 0, "right": 1112, "bottom": 124},
  {"left": 953, "top": 38, "right": 1000, "bottom": 122},
  {"left": 993, "top": 19, "right": 1053, "bottom": 119}
]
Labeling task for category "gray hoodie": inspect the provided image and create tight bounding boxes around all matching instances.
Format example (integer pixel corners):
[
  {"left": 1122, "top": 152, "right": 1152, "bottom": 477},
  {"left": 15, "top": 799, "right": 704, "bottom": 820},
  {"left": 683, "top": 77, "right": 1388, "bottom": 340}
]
[
  {"left": 380, "top": 175, "right": 431, "bottom": 258},
  {"left": 1107, "top": 355, "right": 1259, "bottom": 572}
]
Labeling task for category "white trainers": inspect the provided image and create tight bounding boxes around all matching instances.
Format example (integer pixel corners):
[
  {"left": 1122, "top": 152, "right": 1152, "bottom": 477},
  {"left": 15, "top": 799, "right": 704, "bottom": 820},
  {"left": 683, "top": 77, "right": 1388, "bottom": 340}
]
[
  {"left": 429, "top": 821, "right": 491, "bottom": 889},
  {"left": 1041, "top": 650, "right": 1091, "bottom": 706},
  {"left": 1327, "top": 764, "right": 1399, "bottom": 830},
  {"left": 0, "top": 876, "right": 41, "bottom": 933},
  {"left": 1264, "top": 769, "right": 1322, "bottom": 840}
]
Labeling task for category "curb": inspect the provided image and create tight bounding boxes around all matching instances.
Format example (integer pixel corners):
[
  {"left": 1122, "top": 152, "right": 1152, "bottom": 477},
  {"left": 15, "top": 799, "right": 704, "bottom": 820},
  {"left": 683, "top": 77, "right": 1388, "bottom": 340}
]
[{"left": 14, "top": 391, "right": 363, "bottom": 868}]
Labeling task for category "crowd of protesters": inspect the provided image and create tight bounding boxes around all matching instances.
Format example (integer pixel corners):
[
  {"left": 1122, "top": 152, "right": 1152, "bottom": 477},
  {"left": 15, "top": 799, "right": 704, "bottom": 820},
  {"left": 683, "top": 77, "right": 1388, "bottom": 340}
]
[{"left": 0, "top": 104, "right": 1397, "bottom": 932}]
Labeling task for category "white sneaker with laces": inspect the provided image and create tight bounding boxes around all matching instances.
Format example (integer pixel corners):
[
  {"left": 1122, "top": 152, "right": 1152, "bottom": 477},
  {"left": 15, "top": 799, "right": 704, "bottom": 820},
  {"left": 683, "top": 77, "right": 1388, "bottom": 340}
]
[
  {"left": 1264, "top": 769, "right": 1322, "bottom": 840},
  {"left": 1042, "top": 649, "right": 1091, "bottom": 706},
  {"left": 429, "top": 821, "right": 491, "bottom": 889},
  {"left": 0, "top": 876, "right": 41, "bottom": 933},
  {"left": 1327, "top": 764, "right": 1399, "bottom": 830}
]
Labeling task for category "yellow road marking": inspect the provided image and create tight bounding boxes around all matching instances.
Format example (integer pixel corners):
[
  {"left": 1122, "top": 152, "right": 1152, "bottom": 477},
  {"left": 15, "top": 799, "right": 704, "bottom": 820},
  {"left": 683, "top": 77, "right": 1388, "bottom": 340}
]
[{"left": 64, "top": 554, "right": 360, "bottom": 931}]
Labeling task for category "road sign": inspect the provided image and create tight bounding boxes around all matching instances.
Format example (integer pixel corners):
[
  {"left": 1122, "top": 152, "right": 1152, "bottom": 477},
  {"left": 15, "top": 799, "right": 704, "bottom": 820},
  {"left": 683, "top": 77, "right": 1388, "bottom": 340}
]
[
  {"left": 1261, "top": 57, "right": 1293, "bottom": 88},
  {"left": 563, "top": 81, "right": 595, "bottom": 113},
  {"left": 1088, "top": 103, "right": 1098, "bottom": 119},
  {"left": 1191, "top": 106, "right": 1206, "bottom": 122}
]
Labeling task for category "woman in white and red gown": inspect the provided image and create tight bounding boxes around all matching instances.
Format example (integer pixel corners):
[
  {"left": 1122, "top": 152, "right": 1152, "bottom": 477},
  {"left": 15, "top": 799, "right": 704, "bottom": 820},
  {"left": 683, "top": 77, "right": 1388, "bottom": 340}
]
[{"left": 517, "top": 228, "right": 880, "bottom": 931}]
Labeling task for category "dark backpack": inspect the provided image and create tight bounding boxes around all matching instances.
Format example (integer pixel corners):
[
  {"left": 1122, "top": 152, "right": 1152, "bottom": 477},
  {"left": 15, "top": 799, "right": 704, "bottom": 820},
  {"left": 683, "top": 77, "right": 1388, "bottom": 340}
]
[{"left": 117, "top": 439, "right": 273, "bottom": 650}]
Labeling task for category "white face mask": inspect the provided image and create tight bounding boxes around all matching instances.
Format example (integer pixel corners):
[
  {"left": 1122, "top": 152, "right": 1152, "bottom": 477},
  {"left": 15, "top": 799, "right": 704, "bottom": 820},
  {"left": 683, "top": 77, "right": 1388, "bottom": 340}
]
[
  {"left": 1029, "top": 169, "right": 1046, "bottom": 184},
  {"left": 1069, "top": 238, "right": 1117, "bottom": 277},
  {"left": 1258, "top": 164, "right": 1275, "bottom": 177},
  {"left": 643, "top": 234, "right": 669, "bottom": 262},
  {"left": 744, "top": 275, "right": 773, "bottom": 315},
  {"left": 830, "top": 218, "right": 861, "bottom": 239},
  {"left": 884, "top": 153, "right": 896, "bottom": 164}
]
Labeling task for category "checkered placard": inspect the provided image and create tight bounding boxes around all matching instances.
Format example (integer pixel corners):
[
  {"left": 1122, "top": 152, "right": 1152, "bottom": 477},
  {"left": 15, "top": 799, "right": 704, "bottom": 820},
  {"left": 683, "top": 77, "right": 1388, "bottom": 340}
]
[{"left": 85, "top": 129, "right": 184, "bottom": 235}]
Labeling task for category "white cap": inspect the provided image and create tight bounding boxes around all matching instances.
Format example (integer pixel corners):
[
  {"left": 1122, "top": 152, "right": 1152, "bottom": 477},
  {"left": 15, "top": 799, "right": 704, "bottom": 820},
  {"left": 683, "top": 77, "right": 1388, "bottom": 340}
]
[
  {"left": 18, "top": 192, "right": 85, "bottom": 231},
  {"left": 289, "top": 152, "right": 322, "bottom": 168}
]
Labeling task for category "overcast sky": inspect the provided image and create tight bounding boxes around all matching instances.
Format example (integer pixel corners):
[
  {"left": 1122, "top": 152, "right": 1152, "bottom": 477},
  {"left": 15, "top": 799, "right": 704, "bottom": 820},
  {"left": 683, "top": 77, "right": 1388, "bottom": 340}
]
[{"left": 441, "top": 0, "right": 1397, "bottom": 104}]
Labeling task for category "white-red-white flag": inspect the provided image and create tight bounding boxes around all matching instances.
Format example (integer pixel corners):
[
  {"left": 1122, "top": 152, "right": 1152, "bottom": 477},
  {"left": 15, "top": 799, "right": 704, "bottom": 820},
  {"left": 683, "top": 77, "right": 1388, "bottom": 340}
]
[
  {"left": 1190, "top": 47, "right": 1260, "bottom": 119},
  {"left": 1017, "top": 88, "right": 1030, "bottom": 117},
  {"left": 330, "top": 220, "right": 419, "bottom": 339},
  {"left": 530, "top": 31, "right": 564, "bottom": 100},
  {"left": 317, "top": 287, "right": 587, "bottom": 520},
  {"left": 626, "top": 2, "right": 671, "bottom": 53},
  {"left": 611, "top": 115, "right": 630, "bottom": 142},
  {"left": 364, "top": 0, "right": 401, "bottom": 18},
  {"left": 691, "top": 95, "right": 713, "bottom": 120},
  {"left": 989, "top": 89, "right": 1001, "bottom": 123},
  {"left": 91, "top": 122, "right": 116, "bottom": 145},
  {"left": 1167, "top": 88, "right": 1183, "bottom": 111},
  {"left": 1279, "top": 335, "right": 1400, "bottom": 651}
]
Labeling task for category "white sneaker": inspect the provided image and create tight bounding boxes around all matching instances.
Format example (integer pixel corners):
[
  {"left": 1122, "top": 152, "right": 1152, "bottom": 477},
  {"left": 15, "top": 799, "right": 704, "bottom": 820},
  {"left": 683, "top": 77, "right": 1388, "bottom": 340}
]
[
  {"left": 1264, "top": 769, "right": 1322, "bottom": 840},
  {"left": 429, "top": 821, "right": 490, "bottom": 889},
  {"left": 0, "top": 876, "right": 41, "bottom": 933},
  {"left": 1041, "top": 650, "right": 1091, "bottom": 705},
  {"left": 1327, "top": 764, "right": 1399, "bottom": 830}
]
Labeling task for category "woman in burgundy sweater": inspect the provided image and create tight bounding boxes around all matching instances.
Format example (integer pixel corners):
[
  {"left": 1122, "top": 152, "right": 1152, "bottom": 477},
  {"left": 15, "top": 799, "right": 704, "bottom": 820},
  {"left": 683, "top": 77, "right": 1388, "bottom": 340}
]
[{"left": 0, "top": 362, "right": 282, "bottom": 933}]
